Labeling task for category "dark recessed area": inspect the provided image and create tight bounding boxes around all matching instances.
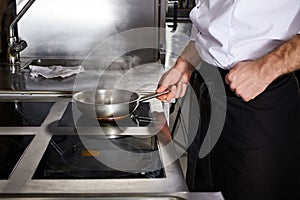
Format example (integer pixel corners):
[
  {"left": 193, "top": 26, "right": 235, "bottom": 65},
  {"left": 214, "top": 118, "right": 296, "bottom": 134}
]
[
  {"left": 0, "top": 135, "right": 34, "bottom": 179},
  {"left": 0, "top": 102, "right": 54, "bottom": 127},
  {"left": 33, "top": 135, "right": 165, "bottom": 179}
]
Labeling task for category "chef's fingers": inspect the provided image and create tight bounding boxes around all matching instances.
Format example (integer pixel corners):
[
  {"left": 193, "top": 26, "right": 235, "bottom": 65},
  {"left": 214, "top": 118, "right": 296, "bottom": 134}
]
[
  {"left": 225, "top": 74, "right": 230, "bottom": 85},
  {"left": 180, "top": 82, "right": 188, "bottom": 97},
  {"left": 156, "top": 85, "right": 169, "bottom": 100},
  {"left": 175, "top": 82, "right": 183, "bottom": 98},
  {"left": 156, "top": 73, "right": 173, "bottom": 95},
  {"left": 156, "top": 84, "right": 169, "bottom": 93},
  {"left": 165, "top": 85, "right": 177, "bottom": 102},
  {"left": 157, "top": 81, "right": 188, "bottom": 100}
]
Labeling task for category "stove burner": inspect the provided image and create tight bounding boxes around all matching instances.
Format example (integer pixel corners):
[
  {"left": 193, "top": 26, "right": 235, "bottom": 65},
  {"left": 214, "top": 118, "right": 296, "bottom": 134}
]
[
  {"left": 33, "top": 135, "right": 164, "bottom": 179},
  {"left": 97, "top": 114, "right": 129, "bottom": 122},
  {"left": 58, "top": 102, "right": 153, "bottom": 127},
  {"left": 0, "top": 135, "right": 34, "bottom": 179}
]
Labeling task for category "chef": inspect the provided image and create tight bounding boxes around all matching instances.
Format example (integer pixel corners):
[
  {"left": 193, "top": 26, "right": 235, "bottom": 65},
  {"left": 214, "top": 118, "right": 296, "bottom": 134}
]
[{"left": 156, "top": 0, "right": 300, "bottom": 199}]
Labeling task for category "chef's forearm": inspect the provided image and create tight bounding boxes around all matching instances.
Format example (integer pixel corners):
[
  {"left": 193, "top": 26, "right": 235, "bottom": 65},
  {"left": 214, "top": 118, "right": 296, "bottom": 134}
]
[
  {"left": 180, "top": 41, "right": 202, "bottom": 67},
  {"left": 258, "top": 34, "right": 300, "bottom": 81},
  {"left": 174, "top": 41, "right": 201, "bottom": 73}
]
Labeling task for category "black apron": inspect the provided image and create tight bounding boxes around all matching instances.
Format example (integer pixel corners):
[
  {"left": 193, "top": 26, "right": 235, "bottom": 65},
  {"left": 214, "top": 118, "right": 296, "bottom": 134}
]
[{"left": 186, "top": 62, "right": 300, "bottom": 200}]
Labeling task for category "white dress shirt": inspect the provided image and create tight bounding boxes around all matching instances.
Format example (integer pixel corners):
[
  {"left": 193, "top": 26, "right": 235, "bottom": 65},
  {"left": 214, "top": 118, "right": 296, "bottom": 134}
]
[{"left": 190, "top": 0, "right": 300, "bottom": 69}]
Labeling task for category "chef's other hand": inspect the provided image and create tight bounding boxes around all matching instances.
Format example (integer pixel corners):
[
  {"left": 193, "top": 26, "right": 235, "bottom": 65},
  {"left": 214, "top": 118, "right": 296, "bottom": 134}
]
[
  {"left": 156, "top": 57, "right": 194, "bottom": 102},
  {"left": 225, "top": 60, "right": 278, "bottom": 102}
]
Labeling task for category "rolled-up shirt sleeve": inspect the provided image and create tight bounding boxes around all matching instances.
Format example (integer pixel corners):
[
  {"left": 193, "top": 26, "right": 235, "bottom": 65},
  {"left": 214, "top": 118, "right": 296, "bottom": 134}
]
[{"left": 190, "top": 24, "right": 199, "bottom": 41}]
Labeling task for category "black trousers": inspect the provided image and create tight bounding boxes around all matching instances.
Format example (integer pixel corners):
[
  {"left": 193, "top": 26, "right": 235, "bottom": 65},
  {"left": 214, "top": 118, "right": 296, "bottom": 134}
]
[{"left": 186, "top": 64, "right": 300, "bottom": 200}]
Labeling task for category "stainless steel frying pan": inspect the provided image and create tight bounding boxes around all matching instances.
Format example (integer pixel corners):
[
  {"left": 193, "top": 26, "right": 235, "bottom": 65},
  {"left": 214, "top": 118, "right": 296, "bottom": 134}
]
[{"left": 73, "top": 89, "right": 169, "bottom": 120}]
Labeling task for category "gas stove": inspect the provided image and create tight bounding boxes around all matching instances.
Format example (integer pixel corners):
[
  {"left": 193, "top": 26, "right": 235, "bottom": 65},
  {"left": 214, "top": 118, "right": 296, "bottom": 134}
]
[
  {"left": 0, "top": 97, "right": 187, "bottom": 196},
  {"left": 0, "top": 100, "right": 164, "bottom": 179},
  {"left": 34, "top": 102, "right": 165, "bottom": 179}
]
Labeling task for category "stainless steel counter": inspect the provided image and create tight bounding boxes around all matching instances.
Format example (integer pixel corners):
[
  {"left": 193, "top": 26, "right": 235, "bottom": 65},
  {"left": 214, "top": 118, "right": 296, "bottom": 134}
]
[{"left": 0, "top": 60, "right": 165, "bottom": 94}]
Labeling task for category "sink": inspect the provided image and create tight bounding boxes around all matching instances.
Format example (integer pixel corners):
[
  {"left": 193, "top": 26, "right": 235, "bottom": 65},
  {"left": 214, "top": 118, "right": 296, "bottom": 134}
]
[
  {"left": 21, "top": 56, "right": 143, "bottom": 71},
  {"left": 22, "top": 58, "right": 83, "bottom": 69},
  {"left": 18, "top": 58, "right": 135, "bottom": 92},
  {"left": 10, "top": 57, "right": 163, "bottom": 93}
]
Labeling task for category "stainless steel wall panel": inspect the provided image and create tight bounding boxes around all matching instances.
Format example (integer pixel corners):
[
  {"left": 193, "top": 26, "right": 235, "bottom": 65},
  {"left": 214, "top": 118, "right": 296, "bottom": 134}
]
[{"left": 16, "top": 0, "right": 160, "bottom": 59}]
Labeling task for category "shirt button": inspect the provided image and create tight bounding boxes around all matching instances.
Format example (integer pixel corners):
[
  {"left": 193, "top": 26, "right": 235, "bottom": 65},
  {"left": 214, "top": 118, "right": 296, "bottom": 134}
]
[{"left": 197, "top": 2, "right": 205, "bottom": 8}]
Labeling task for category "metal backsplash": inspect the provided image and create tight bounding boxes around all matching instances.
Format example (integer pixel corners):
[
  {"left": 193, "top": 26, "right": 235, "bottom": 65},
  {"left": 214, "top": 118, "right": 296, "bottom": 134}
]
[
  {"left": 16, "top": 0, "right": 166, "bottom": 62},
  {"left": 0, "top": 0, "right": 16, "bottom": 62}
]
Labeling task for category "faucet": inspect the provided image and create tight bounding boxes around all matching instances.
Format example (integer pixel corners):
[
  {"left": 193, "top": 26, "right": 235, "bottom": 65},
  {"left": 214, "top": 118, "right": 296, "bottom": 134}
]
[{"left": 7, "top": 0, "right": 35, "bottom": 72}]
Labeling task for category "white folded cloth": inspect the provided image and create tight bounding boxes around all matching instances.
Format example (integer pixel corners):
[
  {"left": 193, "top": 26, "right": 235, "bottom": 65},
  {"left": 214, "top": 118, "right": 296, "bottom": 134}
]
[{"left": 29, "top": 65, "right": 84, "bottom": 78}]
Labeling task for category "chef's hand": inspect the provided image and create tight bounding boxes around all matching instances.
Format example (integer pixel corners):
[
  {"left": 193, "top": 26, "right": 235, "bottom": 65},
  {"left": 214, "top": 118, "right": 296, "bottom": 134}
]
[
  {"left": 156, "top": 57, "right": 194, "bottom": 101},
  {"left": 225, "top": 60, "right": 278, "bottom": 102}
]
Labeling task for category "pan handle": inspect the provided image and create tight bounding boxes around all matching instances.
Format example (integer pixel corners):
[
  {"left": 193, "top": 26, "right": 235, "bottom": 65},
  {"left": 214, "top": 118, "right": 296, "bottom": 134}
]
[{"left": 139, "top": 90, "right": 170, "bottom": 102}]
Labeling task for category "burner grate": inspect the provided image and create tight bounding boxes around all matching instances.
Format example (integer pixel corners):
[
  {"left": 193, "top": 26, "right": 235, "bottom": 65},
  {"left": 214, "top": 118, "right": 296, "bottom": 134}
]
[{"left": 33, "top": 135, "right": 165, "bottom": 179}]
